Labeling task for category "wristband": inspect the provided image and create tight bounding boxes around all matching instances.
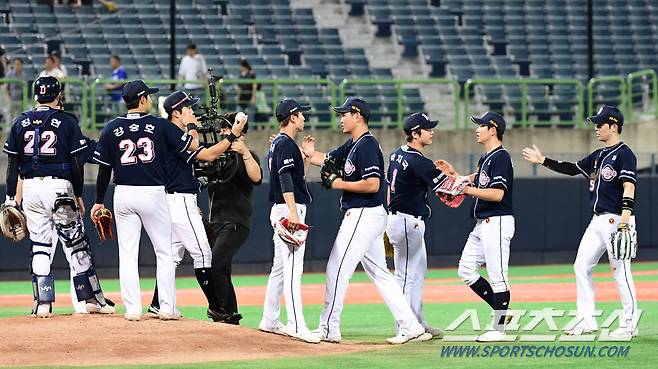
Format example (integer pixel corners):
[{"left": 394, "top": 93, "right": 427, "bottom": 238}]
[
  {"left": 621, "top": 196, "right": 635, "bottom": 212},
  {"left": 226, "top": 133, "right": 238, "bottom": 143},
  {"left": 186, "top": 123, "right": 198, "bottom": 132}
]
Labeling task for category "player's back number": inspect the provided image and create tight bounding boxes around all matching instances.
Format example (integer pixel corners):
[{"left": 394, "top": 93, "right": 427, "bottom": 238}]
[{"left": 119, "top": 137, "right": 155, "bottom": 165}]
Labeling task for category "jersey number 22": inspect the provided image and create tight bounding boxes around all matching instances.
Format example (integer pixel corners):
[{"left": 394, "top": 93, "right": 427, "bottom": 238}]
[{"left": 119, "top": 137, "right": 155, "bottom": 165}]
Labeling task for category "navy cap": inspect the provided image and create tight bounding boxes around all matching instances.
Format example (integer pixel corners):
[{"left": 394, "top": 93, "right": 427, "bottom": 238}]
[
  {"left": 163, "top": 90, "right": 200, "bottom": 115},
  {"left": 333, "top": 97, "right": 371, "bottom": 120},
  {"left": 471, "top": 111, "right": 506, "bottom": 135},
  {"left": 122, "top": 80, "right": 159, "bottom": 103},
  {"left": 403, "top": 112, "right": 438, "bottom": 133},
  {"left": 276, "top": 98, "right": 311, "bottom": 122},
  {"left": 587, "top": 105, "right": 624, "bottom": 126}
]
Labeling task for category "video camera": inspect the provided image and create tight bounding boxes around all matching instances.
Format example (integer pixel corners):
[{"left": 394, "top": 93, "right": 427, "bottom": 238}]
[{"left": 193, "top": 68, "right": 246, "bottom": 186}]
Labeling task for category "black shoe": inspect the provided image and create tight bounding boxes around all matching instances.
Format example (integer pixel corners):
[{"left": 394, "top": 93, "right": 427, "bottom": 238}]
[
  {"left": 105, "top": 298, "right": 116, "bottom": 307},
  {"left": 146, "top": 305, "right": 160, "bottom": 318},
  {"left": 223, "top": 313, "right": 243, "bottom": 325},
  {"left": 207, "top": 308, "right": 229, "bottom": 322}
]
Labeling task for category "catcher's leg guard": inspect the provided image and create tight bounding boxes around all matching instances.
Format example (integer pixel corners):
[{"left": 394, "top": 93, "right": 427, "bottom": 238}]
[
  {"left": 73, "top": 267, "right": 114, "bottom": 313},
  {"left": 53, "top": 194, "right": 90, "bottom": 250},
  {"left": 32, "top": 274, "right": 55, "bottom": 317}
]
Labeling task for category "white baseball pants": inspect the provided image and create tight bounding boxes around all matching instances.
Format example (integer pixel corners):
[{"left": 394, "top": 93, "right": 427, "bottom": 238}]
[
  {"left": 574, "top": 214, "right": 638, "bottom": 330},
  {"left": 167, "top": 193, "right": 212, "bottom": 268},
  {"left": 317, "top": 205, "right": 424, "bottom": 338},
  {"left": 458, "top": 215, "right": 515, "bottom": 293},
  {"left": 386, "top": 212, "right": 430, "bottom": 329},
  {"left": 261, "top": 203, "right": 310, "bottom": 334},
  {"left": 113, "top": 185, "right": 176, "bottom": 316}
]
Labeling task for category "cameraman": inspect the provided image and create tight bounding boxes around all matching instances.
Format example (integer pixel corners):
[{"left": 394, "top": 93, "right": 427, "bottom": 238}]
[{"left": 207, "top": 113, "right": 262, "bottom": 324}]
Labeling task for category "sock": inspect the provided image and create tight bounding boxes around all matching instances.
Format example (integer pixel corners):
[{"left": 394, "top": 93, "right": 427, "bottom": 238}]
[
  {"left": 195, "top": 268, "right": 222, "bottom": 311},
  {"left": 468, "top": 277, "right": 495, "bottom": 308},
  {"left": 493, "top": 290, "right": 511, "bottom": 331},
  {"left": 150, "top": 283, "right": 159, "bottom": 309}
]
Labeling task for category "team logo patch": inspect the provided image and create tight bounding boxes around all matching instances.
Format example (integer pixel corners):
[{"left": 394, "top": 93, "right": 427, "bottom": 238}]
[
  {"left": 600, "top": 164, "right": 617, "bottom": 181},
  {"left": 479, "top": 171, "right": 490, "bottom": 187},
  {"left": 609, "top": 218, "right": 615, "bottom": 224},
  {"left": 344, "top": 159, "right": 356, "bottom": 176}
]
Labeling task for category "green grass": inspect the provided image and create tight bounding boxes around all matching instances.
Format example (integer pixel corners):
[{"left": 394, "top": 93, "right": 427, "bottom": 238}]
[{"left": 2, "top": 263, "right": 658, "bottom": 368}]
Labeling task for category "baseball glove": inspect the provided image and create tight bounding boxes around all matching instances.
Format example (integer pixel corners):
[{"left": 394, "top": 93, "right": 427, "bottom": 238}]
[
  {"left": 383, "top": 232, "right": 394, "bottom": 257},
  {"left": 610, "top": 223, "right": 637, "bottom": 260},
  {"left": 0, "top": 204, "right": 28, "bottom": 242},
  {"left": 93, "top": 208, "right": 114, "bottom": 241},
  {"left": 320, "top": 156, "right": 343, "bottom": 189},
  {"left": 436, "top": 176, "right": 470, "bottom": 196},
  {"left": 438, "top": 193, "right": 466, "bottom": 208},
  {"left": 275, "top": 217, "right": 309, "bottom": 247}
]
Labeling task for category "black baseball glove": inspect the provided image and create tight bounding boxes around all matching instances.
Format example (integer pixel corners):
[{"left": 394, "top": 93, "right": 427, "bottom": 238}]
[{"left": 320, "top": 156, "right": 343, "bottom": 189}]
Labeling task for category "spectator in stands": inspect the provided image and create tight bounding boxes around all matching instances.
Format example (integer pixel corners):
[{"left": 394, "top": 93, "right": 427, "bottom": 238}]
[
  {"left": 3, "top": 58, "right": 26, "bottom": 126},
  {"left": 104, "top": 55, "right": 127, "bottom": 113},
  {"left": 50, "top": 51, "right": 67, "bottom": 77},
  {"left": 178, "top": 43, "right": 208, "bottom": 103},
  {"left": 236, "top": 59, "right": 257, "bottom": 122},
  {"left": 39, "top": 55, "right": 65, "bottom": 79}
]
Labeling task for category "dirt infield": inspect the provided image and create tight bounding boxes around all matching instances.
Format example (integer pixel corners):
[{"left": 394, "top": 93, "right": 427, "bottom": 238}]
[
  {"left": 0, "top": 314, "right": 379, "bottom": 367},
  {"left": 1, "top": 277, "right": 657, "bottom": 308}
]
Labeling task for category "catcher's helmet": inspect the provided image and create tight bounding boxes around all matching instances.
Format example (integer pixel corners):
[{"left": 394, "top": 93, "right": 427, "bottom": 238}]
[{"left": 34, "top": 76, "right": 61, "bottom": 103}]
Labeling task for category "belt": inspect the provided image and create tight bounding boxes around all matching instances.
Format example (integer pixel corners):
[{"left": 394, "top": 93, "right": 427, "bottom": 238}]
[
  {"left": 25, "top": 176, "right": 62, "bottom": 180},
  {"left": 389, "top": 211, "right": 423, "bottom": 220}
]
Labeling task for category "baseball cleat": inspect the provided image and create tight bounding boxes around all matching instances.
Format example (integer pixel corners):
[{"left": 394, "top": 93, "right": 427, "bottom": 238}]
[
  {"left": 386, "top": 328, "right": 432, "bottom": 345},
  {"left": 207, "top": 308, "right": 229, "bottom": 322},
  {"left": 258, "top": 320, "right": 289, "bottom": 336},
  {"left": 223, "top": 313, "right": 243, "bottom": 325},
  {"left": 85, "top": 302, "right": 116, "bottom": 314},
  {"left": 158, "top": 309, "right": 182, "bottom": 321},
  {"left": 282, "top": 326, "right": 321, "bottom": 344},
  {"left": 310, "top": 328, "right": 342, "bottom": 343},
  {"left": 124, "top": 313, "right": 141, "bottom": 321},
  {"left": 33, "top": 303, "right": 53, "bottom": 318},
  {"left": 145, "top": 305, "right": 160, "bottom": 318},
  {"left": 425, "top": 327, "right": 444, "bottom": 339},
  {"left": 476, "top": 330, "right": 508, "bottom": 342},
  {"left": 608, "top": 327, "right": 637, "bottom": 340}
]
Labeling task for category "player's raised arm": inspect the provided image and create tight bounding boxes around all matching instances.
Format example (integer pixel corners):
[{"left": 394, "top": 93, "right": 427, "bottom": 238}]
[
  {"left": 301, "top": 135, "right": 326, "bottom": 166},
  {"left": 522, "top": 144, "right": 582, "bottom": 176},
  {"left": 194, "top": 112, "right": 248, "bottom": 161}
]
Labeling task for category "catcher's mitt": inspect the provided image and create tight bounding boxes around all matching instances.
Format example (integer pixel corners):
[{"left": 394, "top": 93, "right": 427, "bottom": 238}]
[
  {"left": 320, "top": 156, "right": 343, "bottom": 189},
  {"left": 275, "top": 217, "right": 309, "bottom": 247},
  {"left": 0, "top": 204, "right": 28, "bottom": 242},
  {"left": 438, "top": 193, "right": 466, "bottom": 208},
  {"left": 93, "top": 208, "right": 114, "bottom": 241},
  {"left": 383, "top": 232, "right": 394, "bottom": 257},
  {"left": 610, "top": 223, "right": 637, "bottom": 260}
]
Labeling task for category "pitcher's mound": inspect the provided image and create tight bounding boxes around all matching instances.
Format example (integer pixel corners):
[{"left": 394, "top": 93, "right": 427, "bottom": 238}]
[{"left": 0, "top": 314, "right": 381, "bottom": 367}]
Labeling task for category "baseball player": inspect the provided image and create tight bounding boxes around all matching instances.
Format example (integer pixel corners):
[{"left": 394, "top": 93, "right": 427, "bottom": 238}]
[
  {"left": 386, "top": 112, "right": 452, "bottom": 339},
  {"left": 145, "top": 91, "right": 247, "bottom": 321},
  {"left": 3, "top": 76, "right": 114, "bottom": 317},
  {"left": 522, "top": 105, "right": 639, "bottom": 339},
  {"left": 91, "top": 80, "right": 202, "bottom": 321},
  {"left": 301, "top": 97, "right": 432, "bottom": 344},
  {"left": 450, "top": 111, "right": 515, "bottom": 342},
  {"left": 259, "top": 98, "right": 319, "bottom": 344}
]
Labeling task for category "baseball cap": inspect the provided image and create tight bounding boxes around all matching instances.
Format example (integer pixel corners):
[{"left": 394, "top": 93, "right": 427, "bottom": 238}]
[
  {"left": 122, "top": 80, "right": 159, "bottom": 103},
  {"left": 275, "top": 98, "right": 311, "bottom": 122},
  {"left": 333, "top": 97, "right": 371, "bottom": 120},
  {"left": 471, "top": 111, "right": 506, "bottom": 135},
  {"left": 403, "top": 112, "right": 438, "bottom": 133},
  {"left": 163, "top": 90, "right": 200, "bottom": 116},
  {"left": 587, "top": 105, "right": 624, "bottom": 126}
]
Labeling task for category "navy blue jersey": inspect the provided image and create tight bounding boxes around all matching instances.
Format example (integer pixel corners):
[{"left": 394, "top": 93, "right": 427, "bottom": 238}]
[
  {"left": 3, "top": 106, "right": 87, "bottom": 180},
  {"left": 267, "top": 133, "right": 312, "bottom": 204},
  {"left": 472, "top": 146, "right": 514, "bottom": 219},
  {"left": 93, "top": 112, "right": 192, "bottom": 186},
  {"left": 576, "top": 142, "right": 636, "bottom": 215},
  {"left": 166, "top": 145, "right": 202, "bottom": 194},
  {"left": 387, "top": 145, "right": 448, "bottom": 219},
  {"left": 328, "top": 132, "right": 386, "bottom": 210}
]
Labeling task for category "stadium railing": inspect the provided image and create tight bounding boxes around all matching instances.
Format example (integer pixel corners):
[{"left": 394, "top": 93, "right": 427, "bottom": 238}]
[
  {"left": 464, "top": 78, "right": 585, "bottom": 128},
  {"left": 0, "top": 78, "right": 29, "bottom": 130},
  {"left": 587, "top": 75, "right": 627, "bottom": 118},
  {"left": 626, "top": 69, "right": 658, "bottom": 123}
]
